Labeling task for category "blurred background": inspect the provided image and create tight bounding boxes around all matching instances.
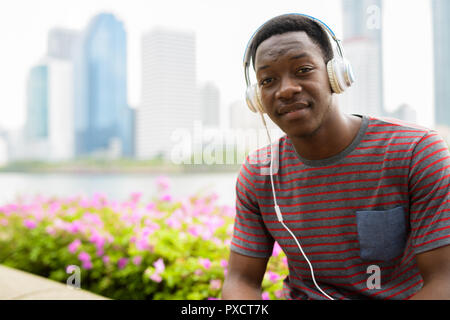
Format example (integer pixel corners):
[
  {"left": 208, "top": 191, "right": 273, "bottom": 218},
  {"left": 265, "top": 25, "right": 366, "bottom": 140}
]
[{"left": 0, "top": 0, "right": 448, "bottom": 206}]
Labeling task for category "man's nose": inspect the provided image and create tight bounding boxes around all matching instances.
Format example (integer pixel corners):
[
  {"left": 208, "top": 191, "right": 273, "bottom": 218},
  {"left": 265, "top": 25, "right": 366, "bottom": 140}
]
[{"left": 275, "top": 76, "right": 302, "bottom": 100}]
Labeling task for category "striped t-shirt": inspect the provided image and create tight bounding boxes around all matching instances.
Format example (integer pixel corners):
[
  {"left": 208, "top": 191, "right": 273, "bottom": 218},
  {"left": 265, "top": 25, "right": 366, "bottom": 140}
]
[{"left": 230, "top": 114, "right": 450, "bottom": 300}]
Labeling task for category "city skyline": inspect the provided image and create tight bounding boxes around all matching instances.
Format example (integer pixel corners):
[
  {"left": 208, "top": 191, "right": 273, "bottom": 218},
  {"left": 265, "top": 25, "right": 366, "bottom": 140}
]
[
  {"left": 0, "top": 0, "right": 438, "bottom": 132},
  {"left": 73, "top": 13, "right": 133, "bottom": 157},
  {"left": 137, "top": 26, "right": 199, "bottom": 159},
  {"left": 432, "top": 0, "right": 450, "bottom": 128},
  {"left": 339, "top": 0, "right": 385, "bottom": 119}
]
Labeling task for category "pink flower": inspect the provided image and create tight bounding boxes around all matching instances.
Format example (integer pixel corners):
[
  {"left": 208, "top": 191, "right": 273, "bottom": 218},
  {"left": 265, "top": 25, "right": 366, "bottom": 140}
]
[
  {"left": 66, "top": 265, "right": 77, "bottom": 273},
  {"left": 159, "top": 193, "right": 172, "bottom": 202},
  {"left": 82, "top": 260, "right": 93, "bottom": 270},
  {"left": 220, "top": 259, "right": 228, "bottom": 268},
  {"left": 48, "top": 202, "right": 61, "bottom": 216},
  {"left": 275, "top": 290, "right": 283, "bottom": 299},
  {"left": 68, "top": 220, "right": 84, "bottom": 234},
  {"left": 102, "top": 255, "right": 110, "bottom": 265},
  {"left": 146, "top": 259, "right": 165, "bottom": 283},
  {"left": 130, "top": 192, "right": 142, "bottom": 203},
  {"left": 199, "top": 258, "right": 211, "bottom": 270},
  {"left": 89, "top": 232, "right": 106, "bottom": 248},
  {"left": 68, "top": 239, "right": 82, "bottom": 254},
  {"left": 136, "top": 237, "right": 151, "bottom": 251},
  {"left": 266, "top": 271, "right": 280, "bottom": 283},
  {"left": 0, "top": 218, "right": 8, "bottom": 226},
  {"left": 153, "top": 258, "right": 165, "bottom": 273},
  {"left": 272, "top": 242, "right": 282, "bottom": 257},
  {"left": 78, "top": 251, "right": 91, "bottom": 263},
  {"left": 45, "top": 226, "right": 55, "bottom": 235},
  {"left": 23, "top": 219, "right": 37, "bottom": 229},
  {"left": 166, "top": 216, "right": 182, "bottom": 229},
  {"left": 96, "top": 247, "right": 104, "bottom": 257},
  {"left": 149, "top": 273, "right": 162, "bottom": 283},
  {"left": 210, "top": 279, "right": 222, "bottom": 290},
  {"left": 194, "top": 269, "right": 203, "bottom": 276},
  {"left": 118, "top": 258, "right": 128, "bottom": 269},
  {"left": 133, "top": 256, "right": 142, "bottom": 266},
  {"left": 145, "top": 202, "right": 156, "bottom": 211},
  {"left": 262, "top": 292, "right": 270, "bottom": 300},
  {"left": 221, "top": 205, "right": 235, "bottom": 217},
  {"left": 282, "top": 257, "right": 288, "bottom": 267},
  {"left": 82, "top": 213, "right": 103, "bottom": 227},
  {"left": 188, "top": 225, "right": 200, "bottom": 237},
  {"left": 142, "top": 224, "right": 159, "bottom": 236}
]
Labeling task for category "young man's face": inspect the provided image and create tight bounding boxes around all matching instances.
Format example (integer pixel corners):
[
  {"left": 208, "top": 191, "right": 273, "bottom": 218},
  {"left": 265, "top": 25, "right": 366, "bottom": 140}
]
[{"left": 254, "top": 31, "right": 334, "bottom": 138}]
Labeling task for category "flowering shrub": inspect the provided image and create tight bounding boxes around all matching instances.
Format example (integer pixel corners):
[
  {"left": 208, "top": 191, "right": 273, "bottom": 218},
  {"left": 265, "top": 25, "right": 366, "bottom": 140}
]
[{"left": 0, "top": 176, "right": 288, "bottom": 300}]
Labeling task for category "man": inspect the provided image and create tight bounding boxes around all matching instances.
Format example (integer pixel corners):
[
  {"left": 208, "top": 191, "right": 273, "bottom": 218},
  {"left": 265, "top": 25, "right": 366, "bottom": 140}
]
[{"left": 222, "top": 14, "right": 450, "bottom": 300}]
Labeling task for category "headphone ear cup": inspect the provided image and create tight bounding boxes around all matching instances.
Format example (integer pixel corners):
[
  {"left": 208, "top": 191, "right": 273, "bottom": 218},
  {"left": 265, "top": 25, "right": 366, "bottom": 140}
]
[
  {"left": 245, "top": 84, "right": 258, "bottom": 113},
  {"left": 327, "top": 59, "right": 343, "bottom": 94},
  {"left": 246, "top": 84, "right": 266, "bottom": 114},
  {"left": 327, "top": 58, "right": 355, "bottom": 94}
]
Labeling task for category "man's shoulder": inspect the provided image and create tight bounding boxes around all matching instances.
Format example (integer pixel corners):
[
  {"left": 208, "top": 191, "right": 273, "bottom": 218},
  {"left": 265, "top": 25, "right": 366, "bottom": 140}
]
[
  {"left": 368, "top": 115, "right": 433, "bottom": 134},
  {"left": 242, "top": 135, "right": 290, "bottom": 176}
]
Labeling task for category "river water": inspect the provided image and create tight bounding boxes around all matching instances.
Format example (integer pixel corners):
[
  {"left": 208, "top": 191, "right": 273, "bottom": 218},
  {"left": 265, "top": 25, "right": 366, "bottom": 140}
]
[{"left": 0, "top": 172, "right": 238, "bottom": 206}]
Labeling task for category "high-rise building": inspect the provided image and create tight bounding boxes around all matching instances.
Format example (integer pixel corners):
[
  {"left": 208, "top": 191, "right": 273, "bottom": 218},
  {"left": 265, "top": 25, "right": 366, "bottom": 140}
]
[
  {"left": 432, "top": 0, "right": 450, "bottom": 128},
  {"left": 74, "top": 13, "right": 134, "bottom": 158},
  {"left": 342, "top": 0, "right": 383, "bottom": 41},
  {"left": 200, "top": 82, "right": 220, "bottom": 127},
  {"left": 24, "top": 57, "right": 75, "bottom": 161},
  {"left": 339, "top": 0, "right": 385, "bottom": 118},
  {"left": 137, "top": 27, "right": 199, "bottom": 160},
  {"left": 25, "top": 65, "right": 48, "bottom": 141},
  {"left": 48, "top": 28, "right": 80, "bottom": 60}
]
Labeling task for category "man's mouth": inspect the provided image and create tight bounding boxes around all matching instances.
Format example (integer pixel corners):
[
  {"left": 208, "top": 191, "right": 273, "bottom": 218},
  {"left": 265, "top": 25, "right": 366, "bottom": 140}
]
[{"left": 277, "top": 102, "right": 310, "bottom": 116}]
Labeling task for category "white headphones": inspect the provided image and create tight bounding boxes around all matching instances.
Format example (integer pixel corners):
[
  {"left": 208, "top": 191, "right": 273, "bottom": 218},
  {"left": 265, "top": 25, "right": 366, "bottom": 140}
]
[{"left": 243, "top": 13, "right": 355, "bottom": 114}]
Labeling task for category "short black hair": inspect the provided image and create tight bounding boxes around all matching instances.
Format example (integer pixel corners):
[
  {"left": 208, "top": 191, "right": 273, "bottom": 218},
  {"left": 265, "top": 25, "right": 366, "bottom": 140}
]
[{"left": 249, "top": 14, "right": 334, "bottom": 70}]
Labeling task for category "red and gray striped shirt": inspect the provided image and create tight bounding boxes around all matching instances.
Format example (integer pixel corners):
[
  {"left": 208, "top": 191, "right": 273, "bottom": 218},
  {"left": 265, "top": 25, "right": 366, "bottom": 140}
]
[{"left": 230, "top": 114, "right": 450, "bottom": 300}]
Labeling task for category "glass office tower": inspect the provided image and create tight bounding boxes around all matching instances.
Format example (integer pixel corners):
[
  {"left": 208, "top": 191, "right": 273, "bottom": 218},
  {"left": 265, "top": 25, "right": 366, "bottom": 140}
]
[
  {"left": 432, "top": 0, "right": 450, "bottom": 127},
  {"left": 74, "top": 13, "right": 133, "bottom": 157}
]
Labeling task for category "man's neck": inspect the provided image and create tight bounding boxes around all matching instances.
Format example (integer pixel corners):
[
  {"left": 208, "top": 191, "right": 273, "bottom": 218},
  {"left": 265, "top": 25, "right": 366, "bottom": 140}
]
[{"left": 289, "top": 107, "right": 362, "bottom": 161}]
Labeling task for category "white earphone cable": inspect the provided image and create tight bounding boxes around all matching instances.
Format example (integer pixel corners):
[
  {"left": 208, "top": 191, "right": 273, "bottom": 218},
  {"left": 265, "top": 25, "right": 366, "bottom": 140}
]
[{"left": 259, "top": 112, "right": 334, "bottom": 301}]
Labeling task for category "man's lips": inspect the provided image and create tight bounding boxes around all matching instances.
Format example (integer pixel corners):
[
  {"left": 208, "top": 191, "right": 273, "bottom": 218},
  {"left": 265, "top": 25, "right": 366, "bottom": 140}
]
[{"left": 277, "top": 101, "right": 310, "bottom": 115}]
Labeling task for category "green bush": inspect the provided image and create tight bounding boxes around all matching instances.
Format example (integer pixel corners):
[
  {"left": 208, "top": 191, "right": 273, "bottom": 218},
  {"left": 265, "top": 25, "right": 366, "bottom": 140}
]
[{"left": 0, "top": 177, "right": 288, "bottom": 300}]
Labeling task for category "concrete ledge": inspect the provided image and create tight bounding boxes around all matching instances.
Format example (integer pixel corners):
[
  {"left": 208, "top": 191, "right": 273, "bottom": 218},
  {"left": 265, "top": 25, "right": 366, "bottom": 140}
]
[{"left": 0, "top": 265, "right": 108, "bottom": 300}]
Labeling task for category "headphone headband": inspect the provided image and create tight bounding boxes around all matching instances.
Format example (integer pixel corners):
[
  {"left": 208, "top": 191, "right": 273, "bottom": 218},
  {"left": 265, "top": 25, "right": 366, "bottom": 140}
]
[{"left": 243, "top": 13, "right": 345, "bottom": 86}]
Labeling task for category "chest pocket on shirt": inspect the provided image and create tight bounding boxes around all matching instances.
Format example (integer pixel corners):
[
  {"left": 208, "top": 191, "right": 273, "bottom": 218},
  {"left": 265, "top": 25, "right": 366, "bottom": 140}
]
[{"left": 356, "top": 206, "right": 408, "bottom": 262}]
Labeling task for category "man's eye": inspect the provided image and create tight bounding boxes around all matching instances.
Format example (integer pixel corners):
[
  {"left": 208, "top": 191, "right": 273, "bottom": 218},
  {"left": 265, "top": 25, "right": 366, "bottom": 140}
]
[
  {"left": 260, "top": 78, "right": 273, "bottom": 86},
  {"left": 296, "top": 67, "right": 313, "bottom": 74}
]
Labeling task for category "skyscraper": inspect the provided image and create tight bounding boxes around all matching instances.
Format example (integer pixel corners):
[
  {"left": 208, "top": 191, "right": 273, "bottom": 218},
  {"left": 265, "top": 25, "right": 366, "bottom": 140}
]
[
  {"left": 74, "top": 13, "right": 134, "bottom": 158},
  {"left": 200, "top": 82, "right": 220, "bottom": 127},
  {"left": 432, "top": 0, "right": 450, "bottom": 128},
  {"left": 25, "top": 65, "right": 48, "bottom": 141},
  {"left": 48, "top": 28, "right": 80, "bottom": 60},
  {"left": 24, "top": 57, "right": 75, "bottom": 161},
  {"left": 137, "top": 27, "right": 199, "bottom": 160},
  {"left": 339, "top": 0, "right": 385, "bottom": 117}
]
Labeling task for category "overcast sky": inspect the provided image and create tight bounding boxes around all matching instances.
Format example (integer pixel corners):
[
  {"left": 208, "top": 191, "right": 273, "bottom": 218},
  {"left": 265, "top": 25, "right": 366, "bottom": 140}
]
[{"left": 0, "top": 0, "right": 435, "bottom": 130}]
